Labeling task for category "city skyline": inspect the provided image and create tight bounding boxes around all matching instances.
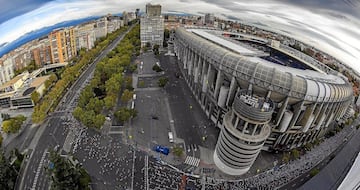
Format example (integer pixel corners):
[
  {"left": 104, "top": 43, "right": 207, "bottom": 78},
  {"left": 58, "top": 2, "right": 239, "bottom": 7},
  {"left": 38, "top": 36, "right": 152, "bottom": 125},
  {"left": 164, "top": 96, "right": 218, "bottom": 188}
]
[{"left": 0, "top": 0, "right": 360, "bottom": 73}]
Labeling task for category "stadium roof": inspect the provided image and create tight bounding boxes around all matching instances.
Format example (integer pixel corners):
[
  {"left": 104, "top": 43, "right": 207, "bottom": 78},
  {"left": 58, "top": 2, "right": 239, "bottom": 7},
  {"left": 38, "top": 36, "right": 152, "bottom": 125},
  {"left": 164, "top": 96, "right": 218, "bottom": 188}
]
[{"left": 189, "top": 29, "right": 259, "bottom": 56}]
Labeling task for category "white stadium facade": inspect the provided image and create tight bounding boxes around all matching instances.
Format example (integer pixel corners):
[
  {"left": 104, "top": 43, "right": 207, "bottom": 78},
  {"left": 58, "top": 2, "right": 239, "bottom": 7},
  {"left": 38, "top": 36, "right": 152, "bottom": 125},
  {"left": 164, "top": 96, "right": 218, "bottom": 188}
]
[{"left": 173, "top": 27, "right": 353, "bottom": 175}]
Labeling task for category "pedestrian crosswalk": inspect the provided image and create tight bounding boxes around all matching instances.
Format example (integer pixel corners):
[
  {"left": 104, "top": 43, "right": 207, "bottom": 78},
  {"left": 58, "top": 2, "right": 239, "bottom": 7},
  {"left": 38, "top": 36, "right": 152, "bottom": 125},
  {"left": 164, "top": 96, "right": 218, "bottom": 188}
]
[
  {"left": 184, "top": 156, "right": 200, "bottom": 167},
  {"left": 187, "top": 144, "right": 199, "bottom": 152}
]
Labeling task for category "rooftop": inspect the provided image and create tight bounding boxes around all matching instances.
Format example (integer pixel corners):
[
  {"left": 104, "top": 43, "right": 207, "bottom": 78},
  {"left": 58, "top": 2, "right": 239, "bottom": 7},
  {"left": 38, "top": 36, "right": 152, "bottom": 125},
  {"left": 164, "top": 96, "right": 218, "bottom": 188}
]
[
  {"left": 188, "top": 29, "right": 259, "bottom": 56},
  {"left": 30, "top": 76, "right": 50, "bottom": 88},
  {"left": 0, "top": 73, "right": 26, "bottom": 90}
]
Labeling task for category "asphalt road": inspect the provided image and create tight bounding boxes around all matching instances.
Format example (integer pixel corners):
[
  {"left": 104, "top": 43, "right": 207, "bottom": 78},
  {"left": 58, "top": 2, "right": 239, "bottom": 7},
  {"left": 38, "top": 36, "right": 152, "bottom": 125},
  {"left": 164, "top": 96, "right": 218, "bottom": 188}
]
[
  {"left": 281, "top": 119, "right": 360, "bottom": 190},
  {"left": 16, "top": 24, "right": 136, "bottom": 190},
  {"left": 158, "top": 53, "right": 219, "bottom": 150}
]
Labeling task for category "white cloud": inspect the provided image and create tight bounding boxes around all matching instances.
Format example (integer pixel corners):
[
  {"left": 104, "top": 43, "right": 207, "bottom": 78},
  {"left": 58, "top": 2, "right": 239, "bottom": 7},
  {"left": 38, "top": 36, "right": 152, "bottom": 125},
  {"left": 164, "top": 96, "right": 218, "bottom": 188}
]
[{"left": 0, "top": 0, "right": 359, "bottom": 73}]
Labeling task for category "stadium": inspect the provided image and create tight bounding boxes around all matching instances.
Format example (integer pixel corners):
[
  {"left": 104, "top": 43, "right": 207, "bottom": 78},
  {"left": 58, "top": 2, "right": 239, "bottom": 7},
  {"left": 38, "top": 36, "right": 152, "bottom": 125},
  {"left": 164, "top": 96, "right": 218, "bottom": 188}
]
[{"left": 173, "top": 27, "right": 353, "bottom": 175}]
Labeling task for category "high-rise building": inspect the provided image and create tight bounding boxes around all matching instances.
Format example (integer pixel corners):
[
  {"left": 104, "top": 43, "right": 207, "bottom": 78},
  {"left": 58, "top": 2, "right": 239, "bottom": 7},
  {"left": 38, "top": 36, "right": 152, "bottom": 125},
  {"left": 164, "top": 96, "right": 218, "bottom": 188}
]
[
  {"left": 146, "top": 4, "right": 161, "bottom": 17},
  {"left": 30, "top": 39, "right": 52, "bottom": 66},
  {"left": 94, "top": 17, "right": 108, "bottom": 38},
  {"left": 205, "top": 13, "right": 215, "bottom": 25},
  {"left": 49, "top": 28, "right": 77, "bottom": 63},
  {"left": 135, "top": 8, "right": 140, "bottom": 18},
  {"left": 140, "top": 4, "right": 164, "bottom": 47},
  {"left": 75, "top": 23, "right": 96, "bottom": 50},
  {"left": 122, "top": 11, "right": 129, "bottom": 26},
  {"left": 0, "top": 58, "right": 15, "bottom": 85}
]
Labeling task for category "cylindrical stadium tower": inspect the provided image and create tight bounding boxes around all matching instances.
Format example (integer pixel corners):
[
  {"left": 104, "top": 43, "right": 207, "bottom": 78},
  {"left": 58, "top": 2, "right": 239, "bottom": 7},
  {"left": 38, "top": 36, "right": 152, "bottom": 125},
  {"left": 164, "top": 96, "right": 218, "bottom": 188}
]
[{"left": 214, "top": 90, "right": 274, "bottom": 175}]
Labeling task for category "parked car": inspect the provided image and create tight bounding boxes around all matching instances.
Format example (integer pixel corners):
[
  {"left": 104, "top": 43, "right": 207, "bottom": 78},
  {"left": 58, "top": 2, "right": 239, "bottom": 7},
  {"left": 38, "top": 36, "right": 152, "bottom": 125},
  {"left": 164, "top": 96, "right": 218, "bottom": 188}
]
[{"left": 154, "top": 145, "right": 170, "bottom": 155}]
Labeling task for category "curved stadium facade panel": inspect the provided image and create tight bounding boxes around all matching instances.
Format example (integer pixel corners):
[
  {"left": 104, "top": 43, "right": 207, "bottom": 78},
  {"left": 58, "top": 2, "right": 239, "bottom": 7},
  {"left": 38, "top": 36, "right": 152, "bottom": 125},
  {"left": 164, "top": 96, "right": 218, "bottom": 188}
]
[{"left": 173, "top": 27, "right": 353, "bottom": 175}]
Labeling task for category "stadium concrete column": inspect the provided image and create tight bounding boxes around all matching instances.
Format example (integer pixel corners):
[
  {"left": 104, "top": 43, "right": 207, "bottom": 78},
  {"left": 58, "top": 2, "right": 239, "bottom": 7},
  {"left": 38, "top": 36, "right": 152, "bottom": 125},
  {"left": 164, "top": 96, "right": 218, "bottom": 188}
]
[
  {"left": 275, "top": 97, "right": 289, "bottom": 126},
  {"left": 202, "top": 64, "right": 209, "bottom": 93},
  {"left": 288, "top": 101, "right": 305, "bottom": 128},
  {"left": 183, "top": 48, "right": 188, "bottom": 69},
  {"left": 207, "top": 66, "right": 215, "bottom": 92},
  {"left": 201, "top": 60, "right": 207, "bottom": 86},
  {"left": 312, "top": 103, "right": 324, "bottom": 127},
  {"left": 300, "top": 104, "right": 316, "bottom": 133},
  {"left": 188, "top": 50, "right": 194, "bottom": 76},
  {"left": 195, "top": 55, "right": 202, "bottom": 84},
  {"left": 214, "top": 70, "right": 224, "bottom": 99},
  {"left": 316, "top": 103, "right": 330, "bottom": 129},
  {"left": 185, "top": 47, "right": 190, "bottom": 69},
  {"left": 226, "top": 76, "right": 238, "bottom": 107},
  {"left": 205, "top": 64, "right": 212, "bottom": 91}
]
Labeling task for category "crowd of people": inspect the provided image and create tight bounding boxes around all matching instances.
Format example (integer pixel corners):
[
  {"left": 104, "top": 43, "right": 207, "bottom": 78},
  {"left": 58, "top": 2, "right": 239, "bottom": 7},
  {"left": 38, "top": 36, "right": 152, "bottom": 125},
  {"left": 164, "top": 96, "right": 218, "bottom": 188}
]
[{"left": 203, "top": 126, "right": 355, "bottom": 189}]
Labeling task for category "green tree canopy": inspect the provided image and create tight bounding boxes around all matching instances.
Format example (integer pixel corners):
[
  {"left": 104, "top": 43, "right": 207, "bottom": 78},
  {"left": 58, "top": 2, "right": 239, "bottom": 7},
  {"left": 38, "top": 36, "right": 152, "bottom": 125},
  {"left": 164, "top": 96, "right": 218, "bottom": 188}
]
[
  {"left": 48, "top": 151, "right": 91, "bottom": 190},
  {"left": 0, "top": 150, "right": 17, "bottom": 190},
  {"left": 158, "top": 77, "right": 169, "bottom": 87},
  {"left": 31, "top": 91, "right": 40, "bottom": 104},
  {"left": 2, "top": 115, "right": 26, "bottom": 134},
  {"left": 114, "top": 107, "right": 137, "bottom": 122},
  {"left": 121, "top": 89, "right": 134, "bottom": 103}
]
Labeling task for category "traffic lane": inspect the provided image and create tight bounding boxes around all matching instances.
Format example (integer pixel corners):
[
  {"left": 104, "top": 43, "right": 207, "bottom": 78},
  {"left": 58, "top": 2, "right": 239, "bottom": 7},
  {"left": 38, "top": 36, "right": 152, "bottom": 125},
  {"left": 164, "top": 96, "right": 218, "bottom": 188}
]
[
  {"left": 20, "top": 25, "right": 137, "bottom": 190},
  {"left": 139, "top": 53, "right": 159, "bottom": 74},
  {"left": 21, "top": 118, "right": 59, "bottom": 189},
  {"left": 159, "top": 54, "right": 218, "bottom": 148},
  {"left": 159, "top": 55, "right": 202, "bottom": 145},
  {"left": 4, "top": 123, "right": 33, "bottom": 155},
  {"left": 60, "top": 26, "right": 134, "bottom": 110},
  {"left": 132, "top": 90, "right": 171, "bottom": 148}
]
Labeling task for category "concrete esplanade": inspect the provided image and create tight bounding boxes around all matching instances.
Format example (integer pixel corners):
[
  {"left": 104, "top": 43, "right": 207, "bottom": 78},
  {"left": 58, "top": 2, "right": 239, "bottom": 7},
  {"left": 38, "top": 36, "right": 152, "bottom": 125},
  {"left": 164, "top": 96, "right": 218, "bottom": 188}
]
[{"left": 173, "top": 27, "right": 353, "bottom": 175}]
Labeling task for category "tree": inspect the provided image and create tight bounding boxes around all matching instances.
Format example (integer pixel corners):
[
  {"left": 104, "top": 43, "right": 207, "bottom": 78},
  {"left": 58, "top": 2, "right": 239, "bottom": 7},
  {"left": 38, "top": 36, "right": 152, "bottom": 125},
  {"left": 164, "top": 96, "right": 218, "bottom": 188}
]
[
  {"left": 138, "top": 81, "right": 145, "bottom": 88},
  {"left": 310, "top": 168, "right": 320, "bottom": 177},
  {"left": 121, "top": 89, "right": 133, "bottom": 103},
  {"left": 2, "top": 120, "right": 12, "bottom": 133},
  {"left": 2, "top": 115, "right": 26, "bottom": 134},
  {"left": 164, "top": 29, "right": 170, "bottom": 39},
  {"left": 153, "top": 44, "right": 160, "bottom": 55},
  {"left": 115, "top": 107, "right": 132, "bottom": 122},
  {"left": 93, "top": 114, "right": 105, "bottom": 129},
  {"left": 78, "top": 86, "right": 94, "bottom": 108},
  {"left": 172, "top": 146, "right": 184, "bottom": 157},
  {"left": 282, "top": 152, "right": 290, "bottom": 164},
  {"left": 128, "top": 64, "right": 137, "bottom": 73},
  {"left": 124, "top": 76, "right": 133, "bottom": 90},
  {"left": 104, "top": 95, "right": 116, "bottom": 109},
  {"left": 48, "top": 151, "right": 91, "bottom": 190},
  {"left": 0, "top": 150, "right": 17, "bottom": 190},
  {"left": 0, "top": 135, "right": 2, "bottom": 146},
  {"left": 105, "top": 73, "right": 123, "bottom": 96},
  {"left": 152, "top": 65, "right": 163, "bottom": 72},
  {"left": 85, "top": 98, "right": 104, "bottom": 114},
  {"left": 291, "top": 149, "right": 300, "bottom": 160},
  {"left": 158, "top": 77, "right": 169, "bottom": 87},
  {"left": 31, "top": 91, "right": 40, "bottom": 104},
  {"left": 114, "top": 107, "right": 136, "bottom": 122},
  {"left": 73, "top": 107, "right": 83, "bottom": 121}
]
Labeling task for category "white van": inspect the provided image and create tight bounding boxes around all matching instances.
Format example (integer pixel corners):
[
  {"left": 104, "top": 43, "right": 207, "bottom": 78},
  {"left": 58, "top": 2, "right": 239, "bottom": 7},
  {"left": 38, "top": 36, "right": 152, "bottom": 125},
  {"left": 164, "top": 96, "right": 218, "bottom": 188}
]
[{"left": 168, "top": 132, "right": 174, "bottom": 143}]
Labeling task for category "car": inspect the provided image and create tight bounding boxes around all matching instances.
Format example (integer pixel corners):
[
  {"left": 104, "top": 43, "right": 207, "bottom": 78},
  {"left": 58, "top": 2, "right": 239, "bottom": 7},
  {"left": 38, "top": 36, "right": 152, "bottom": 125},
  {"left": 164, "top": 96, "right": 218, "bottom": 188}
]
[
  {"left": 154, "top": 145, "right": 170, "bottom": 155},
  {"left": 151, "top": 115, "right": 159, "bottom": 120},
  {"left": 168, "top": 132, "right": 174, "bottom": 143}
]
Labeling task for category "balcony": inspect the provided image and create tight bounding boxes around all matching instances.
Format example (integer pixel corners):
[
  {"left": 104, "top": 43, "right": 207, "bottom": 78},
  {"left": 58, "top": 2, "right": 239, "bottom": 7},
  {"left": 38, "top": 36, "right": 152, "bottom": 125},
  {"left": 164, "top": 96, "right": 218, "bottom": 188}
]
[{"left": 233, "top": 90, "right": 274, "bottom": 122}]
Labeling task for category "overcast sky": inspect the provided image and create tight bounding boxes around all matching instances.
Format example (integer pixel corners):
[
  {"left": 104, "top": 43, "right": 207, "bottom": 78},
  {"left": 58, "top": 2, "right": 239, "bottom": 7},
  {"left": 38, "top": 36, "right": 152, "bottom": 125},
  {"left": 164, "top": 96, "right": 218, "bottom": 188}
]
[{"left": 0, "top": 0, "right": 359, "bottom": 73}]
